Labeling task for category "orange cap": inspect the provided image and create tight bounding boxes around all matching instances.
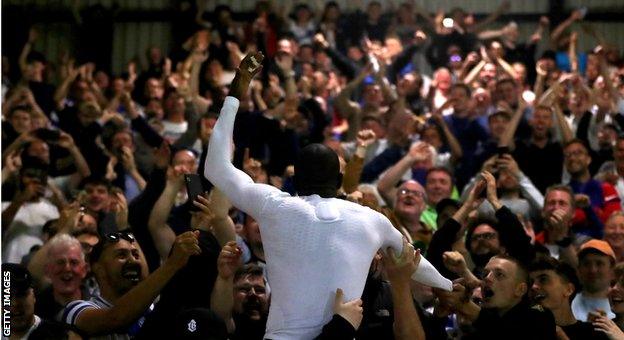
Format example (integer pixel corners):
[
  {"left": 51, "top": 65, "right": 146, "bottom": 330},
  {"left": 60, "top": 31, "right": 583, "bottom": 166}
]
[{"left": 579, "top": 239, "right": 616, "bottom": 261}]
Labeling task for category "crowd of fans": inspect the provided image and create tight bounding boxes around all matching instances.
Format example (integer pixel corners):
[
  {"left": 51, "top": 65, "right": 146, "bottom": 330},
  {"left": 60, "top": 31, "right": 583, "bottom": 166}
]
[{"left": 2, "top": 0, "right": 624, "bottom": 339}]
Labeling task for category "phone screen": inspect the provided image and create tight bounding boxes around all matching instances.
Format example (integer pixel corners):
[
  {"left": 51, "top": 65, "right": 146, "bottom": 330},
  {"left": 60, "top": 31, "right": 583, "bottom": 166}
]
[{"left": 185, "top": 174, "right": 205, "bottom": 210}]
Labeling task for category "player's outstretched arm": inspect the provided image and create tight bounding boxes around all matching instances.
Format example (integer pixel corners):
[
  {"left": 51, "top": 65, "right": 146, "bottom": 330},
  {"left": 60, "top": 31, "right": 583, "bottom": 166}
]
[{"left": 204, "top": 52, "right": 279, "bottom": 215}]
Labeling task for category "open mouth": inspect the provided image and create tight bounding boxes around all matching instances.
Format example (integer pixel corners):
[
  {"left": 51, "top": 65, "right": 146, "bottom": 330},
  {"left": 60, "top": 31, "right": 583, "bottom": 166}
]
[
  {"left": 483, "top": 286, "right": 495, "bottom": 300},
  {"left": 121, "top": 265, "right": 141, "bottom": 283},
  {"left": 533, "top": 293, "right": 547, "bottom": 303},
  {"left": 60, "top": 273, "right": 74, "bottom": 283}
]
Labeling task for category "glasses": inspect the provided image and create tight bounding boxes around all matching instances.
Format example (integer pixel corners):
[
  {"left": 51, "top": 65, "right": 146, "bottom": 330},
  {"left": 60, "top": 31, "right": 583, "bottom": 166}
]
[
  {"left": 472, "top": 232, "right": 498, "bottom": 242},
  {"left": 398, "top": 189, "right": 425, "bottom": 198},
  {"left": 103, "top": 231, "right": 135, "bottom": 244}
]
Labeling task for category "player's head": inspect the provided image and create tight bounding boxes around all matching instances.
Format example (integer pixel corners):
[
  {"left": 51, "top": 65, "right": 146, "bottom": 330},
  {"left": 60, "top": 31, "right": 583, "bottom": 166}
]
[{"left": 294, "top": 143, "right": 342, "bottom": 198}]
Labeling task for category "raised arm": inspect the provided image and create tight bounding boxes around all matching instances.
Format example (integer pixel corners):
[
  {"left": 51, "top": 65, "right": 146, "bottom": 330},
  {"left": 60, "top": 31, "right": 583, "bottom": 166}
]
[
  {"left": 498, "top": 100, "right": 527, "bottom": 151},
  {"left": 203, "top": 52, "right": 280, "bottom": 216},
  {"left": 342, "top": 130, "right": 376, "bottom": 194},
  {"left": 210, "top": 240, "right": 241, "bottom": 333},
  {"left": 383, "top": 239, "right": 426, "bottom": 340},
  {"left": 551, "top": 10, "right": 583, "bottom": 49},
  {"left": 467, "top": 0, "right": 510, "bottom": 34},
  {"left": 147, "top": 165, "right": 186, "bottom": 261},
  {"left": 431, "top": 104, "right": 463, "bottom": 163},
  {"left": 376, "top": 142, "right": 428, "bottom": 206},
  {"left": 553, "top": 102, "right": 573, "bottom": 143},
  {"left": 334, "top": 65, "right": 369, "bottom": 120},
  {"left": 192, "top": 189, "right": 237, "bottom": 247},
  {"left": 65, "top": 232, "right": 200, "bottom": 335}
]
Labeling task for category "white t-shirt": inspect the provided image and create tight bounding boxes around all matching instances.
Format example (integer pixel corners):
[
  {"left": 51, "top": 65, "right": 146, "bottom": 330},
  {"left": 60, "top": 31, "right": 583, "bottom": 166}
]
[
  {"left": 571, "top": 292, "right": 616, "bottom": 321},
  {"left": 205, "top": 97, "right": 451, "bottom": 339},
  {"left": 162, "top": 120, "right": 188, "bottom": 143},
  {"left": 1, "top": 199, "right": 59, "bottom": 263}
]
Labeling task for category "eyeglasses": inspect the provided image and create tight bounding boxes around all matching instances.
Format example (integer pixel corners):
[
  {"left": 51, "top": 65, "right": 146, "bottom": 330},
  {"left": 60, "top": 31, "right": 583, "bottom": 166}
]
[
  {"left": 472, "top": 232, "right": 498, "bottom": 242},
  {"left": 398, "top": 189, "right": 425, "bottom": 198},
  {"left": 103, "top": 231, "right": 135, "bottom": 244}
]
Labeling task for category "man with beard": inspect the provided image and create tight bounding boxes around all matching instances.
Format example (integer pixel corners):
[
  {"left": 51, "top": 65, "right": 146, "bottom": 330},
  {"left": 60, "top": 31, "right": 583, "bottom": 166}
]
[
  {"left": 230, "top": 264, "right": 269, "bottom": 339},
  {"left": 529, "top": 256, "right": 609, "bottom": 340},
  {"left": 35, "top": 234, "right": 89, "bottom": 321},
  {"left": 463, "top": 172, "right": 534, "bottom": 273},
  {"left": 463, "top": 255, "right": 557, "bottom": 339},
  {"left": 62, "top": 230, "right": 200, "bottom": 338},
  {"left": 205, "top": 52, "right": 451, "bottom": 339}
]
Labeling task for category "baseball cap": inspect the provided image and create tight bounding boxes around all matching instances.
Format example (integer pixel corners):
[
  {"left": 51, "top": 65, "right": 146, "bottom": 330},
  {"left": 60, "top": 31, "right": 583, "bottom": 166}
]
[
  {"left": 435, "top": 198, "right": 461, "bottom": 215},
  {"left": 579, "top": 239, "right": 616, "bottom": 261},
  {"left": 1, "top": 263, "right": 33, "bottom": 297}
]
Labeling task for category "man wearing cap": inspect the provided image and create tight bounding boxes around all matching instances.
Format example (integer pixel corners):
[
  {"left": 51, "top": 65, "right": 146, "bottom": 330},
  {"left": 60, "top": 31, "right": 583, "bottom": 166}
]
[
  {"left": 204, "top": 52, "right": 452, "bottom": 339},
  {"left": 572, "top": 239, "right": 617, "bottom": 321},
  {"left": 2, "top": 263, "right": 70, "bottom": 339}
]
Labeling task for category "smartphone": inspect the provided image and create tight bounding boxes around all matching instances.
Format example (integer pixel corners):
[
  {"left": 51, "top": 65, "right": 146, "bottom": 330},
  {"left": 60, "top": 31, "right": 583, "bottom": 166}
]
[
  {"left": 185, "top": 174, "right": 205, "bottom": 211},
  {"left": 497, "top": 146, "right": 510, "bottom": 157},
  {"left": 34, "top": 128, "right": 61, "bottom": 143}
]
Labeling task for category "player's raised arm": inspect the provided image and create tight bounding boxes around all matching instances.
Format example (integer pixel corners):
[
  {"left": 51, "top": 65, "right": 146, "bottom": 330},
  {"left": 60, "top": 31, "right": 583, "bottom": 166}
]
[{"left": 204, "top": 52, "right": 279, "bottom": 215}]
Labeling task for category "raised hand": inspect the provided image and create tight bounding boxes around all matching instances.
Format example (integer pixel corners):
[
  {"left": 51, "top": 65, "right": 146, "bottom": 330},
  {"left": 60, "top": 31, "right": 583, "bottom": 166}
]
[
  {"left": 167, "top": 230, "right": 202, "bottom": 269},
  {"left": 153, "top": 142, "right": 171, "bottom": 170},
  {"left": 333, "top": 288, "right": 363, "bottom": 330},
  {"left": 356, "top": 129, "right": 377, "bottom": 148},
  {"left": 592, "top": 315, "right": 624, "bottom": 340},
  {"left": 443, "top": 251, "right": 468, "bottom": 276},
  {"left": 120, "top": 146, "right": 138, "bottom": 172},
  {"left": 546, "top": 209, "right": 570, "bottom": 242},
  {"left": 217, "top": 241, "right": 242, "bottom": 280},
  {"left": 230, "top": 52, "right": 265, "bottom": 99},
  {"left": 383, "top": 238, "right": 421, "bottom": 283}
]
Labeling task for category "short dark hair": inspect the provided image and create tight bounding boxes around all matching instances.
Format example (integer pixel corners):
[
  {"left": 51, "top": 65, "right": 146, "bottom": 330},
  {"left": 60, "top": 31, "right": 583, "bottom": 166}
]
[
  {"left": 79, "top": 176, "right": 112, "bottom": 191},
  {"left": 426, "top": 166, "right": 453, "bottom": 183},
  {"left": 544, "top": 184, "right": 575, "bottom": 209},
  {"left": 294, "top": 144, "right": 341, "bottom": 198},
  {"left": 234, "top": 263, "right": 265, "bottom": 283},
  {"left": 563, "top": 138, "right": 590, "bottom": 152},
  {"left": 493, "top": 254, "right": 529, "bottom": 285},
  {"left": 465, "top": 218, "right": 499, "bottom": 249},
  {"left": 529, "top": 256, "right": 580, "bottom": 301}
]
